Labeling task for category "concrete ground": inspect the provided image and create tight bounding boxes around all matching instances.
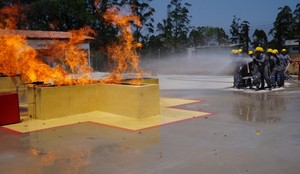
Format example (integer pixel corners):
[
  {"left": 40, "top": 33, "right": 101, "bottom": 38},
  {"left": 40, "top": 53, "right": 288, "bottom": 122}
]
[{"left": 1, "top": 75, "right": 300, "bottom": 174}]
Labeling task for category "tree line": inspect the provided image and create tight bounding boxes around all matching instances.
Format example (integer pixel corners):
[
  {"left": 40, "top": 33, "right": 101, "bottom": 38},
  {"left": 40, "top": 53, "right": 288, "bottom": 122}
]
[
  {"left": 1, "top": 0, "right": 299, "bottom": 60},
  {"left": 231, "top": 4, "right": 300, "bottom": 52}
]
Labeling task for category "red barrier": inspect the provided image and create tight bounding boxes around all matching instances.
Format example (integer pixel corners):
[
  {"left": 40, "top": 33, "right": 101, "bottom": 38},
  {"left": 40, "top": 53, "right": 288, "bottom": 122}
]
[
  {"left": 0, "top": 92, "right": 20, "bottom": 125},
  {"left": 292, "top": 60, "right": 300, "bottom": 81}
]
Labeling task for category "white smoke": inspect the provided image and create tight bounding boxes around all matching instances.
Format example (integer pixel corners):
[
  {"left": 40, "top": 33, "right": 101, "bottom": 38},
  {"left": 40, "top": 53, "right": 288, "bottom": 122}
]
[{"left": 140, "top": 48, "right": 238, "bottom": 75}]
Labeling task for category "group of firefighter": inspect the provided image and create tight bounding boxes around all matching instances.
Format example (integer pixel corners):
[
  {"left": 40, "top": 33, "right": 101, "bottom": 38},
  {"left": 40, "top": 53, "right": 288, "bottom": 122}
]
[{"left": 232, "top": 47, "right": 291, "bottom": 91}]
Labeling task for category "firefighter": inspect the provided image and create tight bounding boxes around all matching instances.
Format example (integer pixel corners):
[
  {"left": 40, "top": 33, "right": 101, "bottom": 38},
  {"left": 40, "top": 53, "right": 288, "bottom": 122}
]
[
  {"left": 269, "top": 49, "right": 278, "bottom": 87},
  {"left": 239, "top": 50, "right": 255, "bottom": 88},
  {"left": 252, "top": 47, "right": 263, "bottom": 90},
  {"left": 248, "top": 50, "right": 254, "bottom": 58},
  {"left": 232, "top": 49, "right": 243, "bottom": 88},
  {"left": 280, "top": 48, "right": 292, "bottom": 80},
  {"left": 263, "top": 49, "right": 273, "bottom": 89},
  {"left": 272, "top": 49, "right": 286, "bottom": 87},
  {"left": 252, "top": 47, "right": 272, "bottom": 90},
  {"left": 280, "top": 48, "right": 292, "bottom": 65}
]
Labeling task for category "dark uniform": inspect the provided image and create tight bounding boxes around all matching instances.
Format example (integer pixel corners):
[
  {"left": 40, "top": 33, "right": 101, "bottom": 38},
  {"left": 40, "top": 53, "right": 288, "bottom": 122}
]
[{"left": 252, "top": 49, "right": 272, "bottom": 90}]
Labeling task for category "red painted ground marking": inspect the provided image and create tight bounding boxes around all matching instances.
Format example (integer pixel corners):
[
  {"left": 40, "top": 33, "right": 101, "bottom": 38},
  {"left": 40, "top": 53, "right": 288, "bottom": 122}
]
[{"left": 0, "top": 97, "right": 215, "bottom": 134}]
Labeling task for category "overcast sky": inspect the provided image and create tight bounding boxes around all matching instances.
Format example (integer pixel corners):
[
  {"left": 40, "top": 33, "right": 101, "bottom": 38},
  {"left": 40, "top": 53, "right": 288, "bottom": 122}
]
[{"left": 150, "top": 0, "right": 299, "bottom": 35}]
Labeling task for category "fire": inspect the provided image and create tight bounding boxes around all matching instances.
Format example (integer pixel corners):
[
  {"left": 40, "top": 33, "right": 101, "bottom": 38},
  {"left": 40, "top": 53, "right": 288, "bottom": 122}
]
[
  {"left": 0, "top": 28, "right": 96, "bottom": 85},
  {"left": 0, "top": 1, "right": 143, "bottom": 86},
  {"left": 43, "top": 27, "right": 96, "bottom": 85},
  {"left": 97, "top": 4, "right": 143, "bottom": 85},
  {"left": 0, "top": 4, "right": 24, "bottom": 29}
]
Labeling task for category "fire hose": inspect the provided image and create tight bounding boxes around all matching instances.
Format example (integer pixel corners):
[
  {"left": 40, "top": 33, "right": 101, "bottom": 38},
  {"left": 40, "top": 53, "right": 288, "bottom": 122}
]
[{"left": 284, "top": 62, "right": 300, "bottom": 85}]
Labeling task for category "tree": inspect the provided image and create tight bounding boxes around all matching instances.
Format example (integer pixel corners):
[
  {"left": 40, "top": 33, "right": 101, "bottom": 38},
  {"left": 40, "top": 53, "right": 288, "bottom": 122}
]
[
  {"left": 240, "top": 20, "right": 250, "bottom": 52},
  {"left": 200, "top": 26, "right": 228, "bottom": 46},
  {"left": 188, "top": 27, "right": 204, "bottom": 47},
  {"left": 294, "top": 3, "right": 300, "bottom": 38},
  {"left": 269, "top": 5, "right": 295, "bottom": 49},
  {"left": 252, "top": 29, "right": 268, "bottom": 49},
  {"left": 294, "top": 3, "right": 300, "bottom": 53},
  {"left": 216, "top": 27, "right": 229, "bottom": 46},
  {"left": 230, "top": 15, "right": 240, "bottom": 44},
  {"left": 0, "top": 0, "right": 37, "bottom": 7},
  {"left": 25, "top": 0, "right": 93, "bottom": 31},
  {"left": 145, "top": 35, "right": 166, "bottom": 57},
  {"left": 92, "top": 0, "right": 119, "bottom": 51},
  {"left": 157, "top": 0, "right": 191, "bottom": 53}
]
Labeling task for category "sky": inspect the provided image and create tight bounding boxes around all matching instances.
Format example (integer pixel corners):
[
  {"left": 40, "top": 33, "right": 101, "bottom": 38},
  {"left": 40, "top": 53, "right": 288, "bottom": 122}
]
[{"left": 149, "top": 0, "right": 299, "bottom": 36}]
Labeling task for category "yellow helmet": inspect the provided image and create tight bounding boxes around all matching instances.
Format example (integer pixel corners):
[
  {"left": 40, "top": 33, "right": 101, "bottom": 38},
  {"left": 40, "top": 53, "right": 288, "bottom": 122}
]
[
  {"left": 282, "top": 48, "right": 287, "bottom": 52},
  {"left": 267, "top": 48, "right": 273, "bottom": 53},
  {"left": 272, "top": 49, "right": 279, "bottom": 54},
  {"left": 238, "top": 49, "right": 243, "bottom": 53},
  {"left": 248, "top": 50, "right": 254, "bottom": 55},
  {"left": 231, "top": 49, "right": 236, "bottom": 54},
  {"left": 255, "top": 46, "right": 264, "bottom": 52}
]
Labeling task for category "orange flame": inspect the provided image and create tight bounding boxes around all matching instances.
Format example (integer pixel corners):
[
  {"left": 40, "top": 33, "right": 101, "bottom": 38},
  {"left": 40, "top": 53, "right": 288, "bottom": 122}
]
[
  {"left": 0, "top": 4, "right": 24, "bottom": 29},
  {"left": 1, "top": 1, "right": 144, "bottom": 86},
  {"left": 98, "top": 4, "right": 143, "bottom": 85},
  {"left": 0, "top": 28, "right": 96, "bottom": 86}
]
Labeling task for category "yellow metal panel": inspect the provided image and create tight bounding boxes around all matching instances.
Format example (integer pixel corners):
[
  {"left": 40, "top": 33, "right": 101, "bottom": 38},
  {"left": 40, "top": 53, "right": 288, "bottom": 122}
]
[
  {"left": 27, "top": 86, "right": 35, "bottom": 118},
  {"left": 138, "top": 84, "right": 160, "bottom": 117},
  {"left": 98, "top": 84, "right": 140, "bottom": 118},
  {"left": 142, "top": 78, "right": 159, "bottom": 85},
  {"left": 27, "top": 82, "right": 160, "bottom": 120},
  {"left": 68, "top": 84, "right": 99, "bottom": 115},
  {"left": 98, "top": 84, "right": 160, "bottom": 118},
  {"left": 0, "top": 76, "right": 26, "bottom": 92},
  {"left": 36, "top": 86, "right": 70, "bottom": 119},
  {"left": 123, "top": 78, "right": 159, "bottom": 85},
  {"left": 3, "top": 97, "right": 211, "bottom": 133}
]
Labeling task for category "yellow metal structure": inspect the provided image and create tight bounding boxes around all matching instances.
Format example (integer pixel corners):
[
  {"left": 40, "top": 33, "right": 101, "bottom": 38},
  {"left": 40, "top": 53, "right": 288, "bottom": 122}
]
[
  {"left": 141, "top": 78, "right": 159, "bottom": 84},
  {"left": 4, "top": 97, "right": 211, "bottom": 133},
  {"left": 123, "top": 78, "right": 159, "bottom": 85},
  {"left": 99, "top": 84, "right": 160, "bottom": 118},
  {"left": 28, "top": 83, "right": 160, "bottom": 120},
  {"left": 0, "top": 76, "right": 24, "bottom": 92}
]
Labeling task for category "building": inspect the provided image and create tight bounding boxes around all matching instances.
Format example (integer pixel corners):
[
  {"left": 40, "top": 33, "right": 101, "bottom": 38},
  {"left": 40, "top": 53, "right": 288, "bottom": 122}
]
[{"left": 285, "top": 39, "right": 299, "bottom": 54}]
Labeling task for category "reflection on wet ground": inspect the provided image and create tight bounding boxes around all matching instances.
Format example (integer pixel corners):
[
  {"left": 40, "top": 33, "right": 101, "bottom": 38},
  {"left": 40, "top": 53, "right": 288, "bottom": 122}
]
[
  {"left": 1, "top": 75, "right": 300, "bottom": 174},
  {"left": 232, "top": 92, "right": 286, "bottom": 123}
]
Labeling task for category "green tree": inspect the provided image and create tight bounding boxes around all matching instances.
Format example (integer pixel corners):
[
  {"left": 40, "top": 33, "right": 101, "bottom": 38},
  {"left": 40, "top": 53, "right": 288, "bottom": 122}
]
[
  {"left": 294, "top": 3, "right": 300, "bottom": 32},
  {"left": 188, "top": 26, "right": 228, "bottom": 48},
  {"left": 216, "top": 27, "right": 229, "bottom": 46},
  {"left": 269, "top": 5, "right": 295, "bottom": 49},
  {"left": 0, "top": 0, "right": 37, "bottom": 7},
  {"left": 230, "top": 15, "right": 240, "bottom": 44},
  {"left": 188, "top": 27, "right": 205, "bottom": 47},
  {"left": 157, "top": 0, "right": 191, "bottom": 53},
  {"left": 294, "top": 3, "right": 300, "bottom": 38},
  {"left": 240, "top": 20, "right": 250, "bottom": 52},
  {"left": 145, "top": 35, "right": 166, "bottom": 57},
  {"left": 252, "top": 29, "right": 268, "bottom": 49},
  {"left": 201, "top": 26, "right": 228, "bottom": 46},
  {"left": 92, "top": 0, "right": 119, "bottom": 51},
  {"left": 25, "top": 0, "right": 93, "bottom": 31}
]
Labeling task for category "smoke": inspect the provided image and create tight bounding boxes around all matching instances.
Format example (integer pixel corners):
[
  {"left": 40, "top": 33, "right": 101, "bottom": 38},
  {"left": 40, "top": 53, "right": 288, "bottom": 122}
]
[{"left": 140, "top": 48, "right": 238, "bottom": 76}]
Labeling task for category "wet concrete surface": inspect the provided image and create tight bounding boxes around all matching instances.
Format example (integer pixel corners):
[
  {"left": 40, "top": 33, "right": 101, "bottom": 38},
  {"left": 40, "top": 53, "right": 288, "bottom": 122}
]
[{"left": 1, "top": 75, "right": 300, "bottom": 174}]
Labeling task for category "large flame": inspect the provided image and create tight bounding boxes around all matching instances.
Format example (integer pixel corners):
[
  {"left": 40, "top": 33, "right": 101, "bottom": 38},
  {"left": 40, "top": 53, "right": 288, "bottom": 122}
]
[
  {"left": 0, "top": 1, "right": 143, "bottom": 86},
  {"left": 97, "top": 3, "right": 143, "bottom": 85},
  {"left": 0, "top": 28, "right": 96, "bottom": 86}
]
